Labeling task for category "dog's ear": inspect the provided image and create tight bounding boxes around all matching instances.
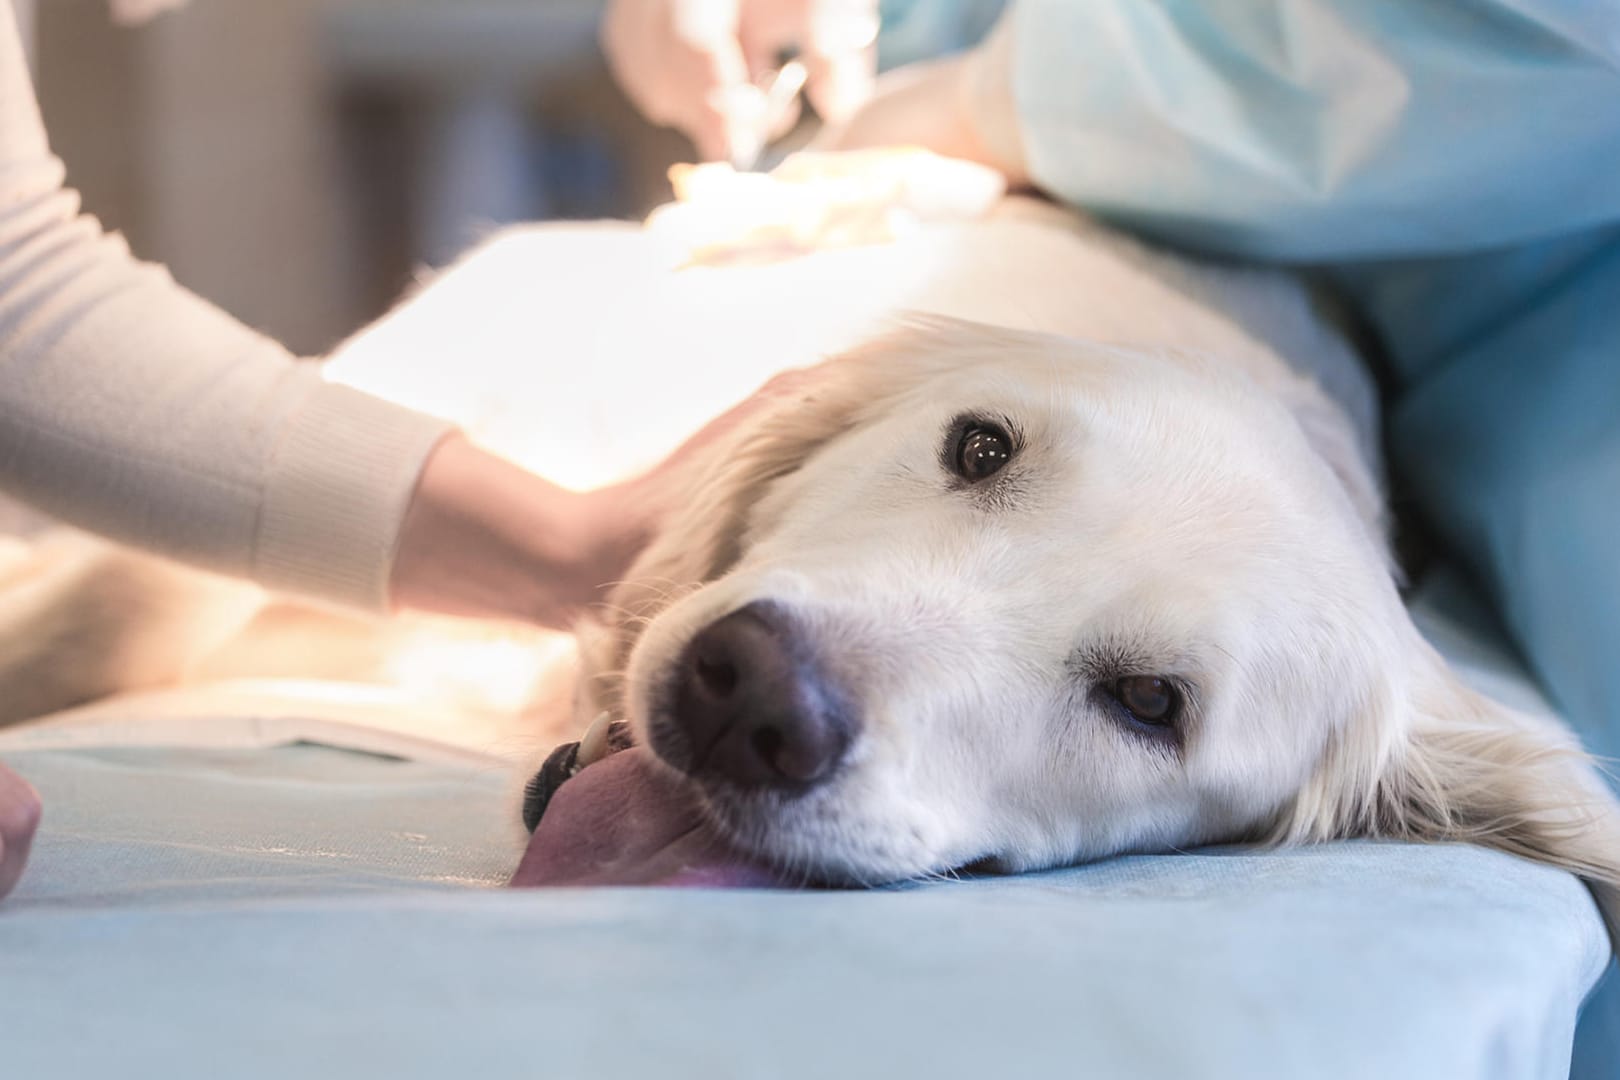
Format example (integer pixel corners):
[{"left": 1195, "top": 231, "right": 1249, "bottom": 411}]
[
  {"left": 570, "top": 347, "right": 886, "bottom": 722},
  {"left": 606, "top": 369, "right": 881, "bottom": 615},
  {"left": 570, "top": 316, "right": 1017, "bottom": 724},
  {"left": 1272, "top": 374, "right": 1390, "bottom": 566},
  {"left": 570, "top": 380, "right": 863, "bottom": 723},
  {"left": 1399, "top": 676, "right": 1620, "bottom": 941},
  {"left": 1281, "top": 643, "right": 1620, "bottom": 944},
  {"left": 605, "top": 315, "right": 1047, "bottom": 608},
  {"left": 1154, "top": 345, "right": 1389, "bottom": 566}
]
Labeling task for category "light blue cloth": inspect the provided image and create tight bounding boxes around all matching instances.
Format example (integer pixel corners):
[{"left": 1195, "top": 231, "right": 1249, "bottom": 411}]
[
  {"left": 1007, "top": 1, "right": 1620, "bottom": 260},
  {"left": 0, "top": 838, "right": 1605, "bottom": 1080},
  {"left": 4, "top": 743, "right": 521, "bottom": 906},
  {"left": 999, "top": 0, "right": 1620, "bottom": 785},
  {"left": 0, "top": 572, "right": 1613, "bottom": 1079}
]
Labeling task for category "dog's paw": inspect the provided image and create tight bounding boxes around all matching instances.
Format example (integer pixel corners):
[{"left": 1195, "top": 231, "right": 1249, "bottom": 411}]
[{"left": 645, "top": 148, "right": 1005, "bottom": 266}]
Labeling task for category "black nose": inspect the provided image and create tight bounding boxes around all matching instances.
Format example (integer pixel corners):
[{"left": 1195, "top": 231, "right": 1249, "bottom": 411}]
[{"left": 669, "top": 602, "right": 855, "bottom": 790}]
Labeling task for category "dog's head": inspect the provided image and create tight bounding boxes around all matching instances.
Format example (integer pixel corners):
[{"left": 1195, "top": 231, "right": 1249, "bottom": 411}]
[{"left": 576, "top": 318, "right": 1620, "bottom": 926}]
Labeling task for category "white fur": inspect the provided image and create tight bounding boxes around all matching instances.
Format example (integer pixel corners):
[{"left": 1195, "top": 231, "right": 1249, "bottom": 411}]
[
  {"left": 2, "top": 170, "right": 1615, "bottom": 938},
  {"left": 595, "top": 319, "right": 1620, "bottom": 923}
]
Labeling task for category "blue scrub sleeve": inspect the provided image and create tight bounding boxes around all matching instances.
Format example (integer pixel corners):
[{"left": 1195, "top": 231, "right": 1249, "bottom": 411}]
[{"left": 999, "top": 0, "right": 1620, "bottom": 262}]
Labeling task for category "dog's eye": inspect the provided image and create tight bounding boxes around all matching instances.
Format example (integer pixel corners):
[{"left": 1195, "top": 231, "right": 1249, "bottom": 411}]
[
  {"left": 1110, "top": 675, "right": 1180, "bottom": 727},
  {"left": 953, "top": 423, "right": 1014, "bottom": 482}
]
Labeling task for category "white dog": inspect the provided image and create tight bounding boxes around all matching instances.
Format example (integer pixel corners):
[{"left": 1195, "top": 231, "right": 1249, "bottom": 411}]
[{"left": 2, "top": 153, "right": 1616, "bottom": 935}]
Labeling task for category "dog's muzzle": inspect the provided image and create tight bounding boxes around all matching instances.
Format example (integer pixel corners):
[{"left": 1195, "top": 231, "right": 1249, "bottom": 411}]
[{"left": 659, "top": 600, "right": 858, "bottom": 793}]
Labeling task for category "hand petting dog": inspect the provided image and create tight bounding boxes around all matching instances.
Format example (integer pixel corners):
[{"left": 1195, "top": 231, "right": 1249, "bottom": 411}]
[{"left": 388, "top": 366, "right": 826, "bottom": 629}]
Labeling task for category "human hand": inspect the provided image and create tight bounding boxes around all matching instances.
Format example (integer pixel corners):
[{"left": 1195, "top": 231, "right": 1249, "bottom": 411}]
[
  {"left": 582, "top": 363, "right": 821, "bottom": 552},
  {"left": 602, "top": 0, "right": 878, "bottom": 163},
  {"left": 811, "top": 43, "right": 1028, "bottom": 185},
  {"left": 390, "top": 367, "right": 823, "bottom": 630},
  {"left": 0, "top": 760, "right": 41, "bottom": 901}
]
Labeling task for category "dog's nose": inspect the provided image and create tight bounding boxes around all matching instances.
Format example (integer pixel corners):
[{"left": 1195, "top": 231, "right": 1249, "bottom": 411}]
[{"left": 672, "top": 602, "right": 855, "bottom": 790}]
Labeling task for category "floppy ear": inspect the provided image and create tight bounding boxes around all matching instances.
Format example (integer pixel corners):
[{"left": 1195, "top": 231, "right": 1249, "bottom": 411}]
[
  {"left": 1282, "top": 645, "right": 1620, "bottom": 945},
  {"left": 1272, "top": 372, "right": 1391, "bottom": 567},
  {"left": 569, "top": 380, "right": 865, "bottom": 725},
  {"left": 1154, "top": 345, "right": 1389, "bottom": 566},
  {"left": 569, "top": 339, "right": 891, "bottom": 724},
  {"left": 570, "top": 315, "right": 1033, "bottom": 726},
  {"left": 1401, "top": 680, "right": 1620, "bottom": 941}
]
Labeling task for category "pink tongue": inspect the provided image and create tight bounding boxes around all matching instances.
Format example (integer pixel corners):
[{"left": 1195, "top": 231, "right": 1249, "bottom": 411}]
[{"left": 508, "top": 747, "right": 785, "bottom": 888}]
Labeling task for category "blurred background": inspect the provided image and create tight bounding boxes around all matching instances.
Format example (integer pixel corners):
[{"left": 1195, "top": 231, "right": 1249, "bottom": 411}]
[{"left": 15, "top": 0, "right": 1004, "bottom": 356}]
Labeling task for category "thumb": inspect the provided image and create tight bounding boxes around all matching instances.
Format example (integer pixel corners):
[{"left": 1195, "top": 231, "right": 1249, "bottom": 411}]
[
  {"left": 800, "top": 4, "right": 877, "bottom": 124},
  {"left": 681, "top": 31, "right": 770, "bottom": 162}
]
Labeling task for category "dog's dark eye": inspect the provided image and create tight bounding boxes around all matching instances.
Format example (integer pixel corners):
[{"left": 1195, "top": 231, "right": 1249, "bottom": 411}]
[
  {"left": 953, "top": 423, "right": 1014, "bottom": 482},
  {"left": 1110, "top": 675, "right": 1181, "bottom": 727}
]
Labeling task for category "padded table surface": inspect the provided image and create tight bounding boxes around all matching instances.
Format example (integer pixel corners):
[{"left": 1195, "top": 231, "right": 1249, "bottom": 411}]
[{"left": 1, "top": 571, "right": 1614, "bottom": 1079}]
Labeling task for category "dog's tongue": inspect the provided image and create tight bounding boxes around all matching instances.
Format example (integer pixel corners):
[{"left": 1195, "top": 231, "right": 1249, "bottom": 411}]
[{"left": 509, "top": 743, "right": 783, "bottom": 889}]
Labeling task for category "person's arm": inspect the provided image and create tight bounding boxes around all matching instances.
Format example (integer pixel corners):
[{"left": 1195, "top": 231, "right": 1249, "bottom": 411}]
[
  {"left": 0, "top": 1, "right": 662, "bottom": 626},
  {"left": 828, "top": 0, "right": 1620, "bottom": 263},
  {"left": 0, "top": 0, "right": 456, "bottom": 611}
]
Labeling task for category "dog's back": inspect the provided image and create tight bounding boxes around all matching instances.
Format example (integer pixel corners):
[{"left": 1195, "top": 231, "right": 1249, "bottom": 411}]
[{"left": 0, "top": 191, "right": 1375, "bottom": 729}]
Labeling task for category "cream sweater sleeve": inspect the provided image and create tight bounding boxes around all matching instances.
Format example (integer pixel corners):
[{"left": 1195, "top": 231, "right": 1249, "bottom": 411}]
[{"left": 0, "top": 2, "right": 453, "bottom": 610}]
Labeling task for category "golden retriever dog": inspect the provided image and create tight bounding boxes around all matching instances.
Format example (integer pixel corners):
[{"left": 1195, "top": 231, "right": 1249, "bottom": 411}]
[{"left": 2, "top": 152, "right": 1616, "bottom": 934}]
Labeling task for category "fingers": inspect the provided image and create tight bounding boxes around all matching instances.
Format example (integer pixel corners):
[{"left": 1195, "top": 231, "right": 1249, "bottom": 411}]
[
  {"left": 739, "top": 0, "right": 876, "bottom": 125},
  {"left": 799, "top": 45, "right": 875, "bottom": 128},
  {"left": 604, "top": 0, "right": 879, "bottom": 162},
  {"left": 0, "top": 760, "right": 41, "bottom": 901},
  {"left": 706, "top": 67, "right": 772, "bottom": 167},
  {"left": 604, "top": 0, "right": 761, "bottom": 162},
  {"left": 798, "top": 1, "right": 877, "bottom": 125},
  {"left": 675, "top": 5, "right": 757, "bottom": 162}
]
